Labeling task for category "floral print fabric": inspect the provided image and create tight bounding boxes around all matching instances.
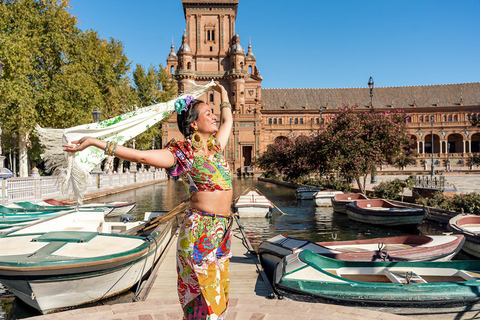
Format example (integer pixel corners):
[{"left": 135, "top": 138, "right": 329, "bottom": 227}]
[
  {"left": 177, "top": 208, "right": 232, "bottom": 319},
  {"left": 164, "top": 138, "right": 232, "bottom": 198}
]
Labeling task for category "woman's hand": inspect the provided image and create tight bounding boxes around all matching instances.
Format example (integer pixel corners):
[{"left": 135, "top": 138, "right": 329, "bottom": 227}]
[
  {"left": 63, "top": 137, "right": 98, "bottom": 153},
  {"left": 212, "top": 82, "right": 229, "bottom": 102}
]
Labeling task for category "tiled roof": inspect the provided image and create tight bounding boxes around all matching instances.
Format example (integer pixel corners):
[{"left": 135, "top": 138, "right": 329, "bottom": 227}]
[{"left": 261, "top": 82, "right": 480, "bottom": 111}]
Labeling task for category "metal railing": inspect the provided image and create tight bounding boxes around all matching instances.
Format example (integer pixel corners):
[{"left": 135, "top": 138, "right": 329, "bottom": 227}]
[
  {"left": 413, "top": 175, "right": 457, "bottom": 191},
  {"left": 1, "top": 169, "right": 167, "bottom": 205}
]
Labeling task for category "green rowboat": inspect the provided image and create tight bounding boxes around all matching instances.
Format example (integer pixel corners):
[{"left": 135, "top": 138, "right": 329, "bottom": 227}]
[{"left": 275, "top": 250, "right": 480, "bottom": 307}]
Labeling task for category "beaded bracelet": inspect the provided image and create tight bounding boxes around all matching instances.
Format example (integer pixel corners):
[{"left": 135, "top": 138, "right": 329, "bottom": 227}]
[
  {"left": 220, "top": 102, "right": 232, "bottom": 110},
  {"left": 111, "top": 142, "right": 118, "bottom": 156},
  {"left": 104, "top": 141, "right": 111, "bottom": 154},
  {"left": 105, "top": 141, "right": 116, "bottom": 156}
]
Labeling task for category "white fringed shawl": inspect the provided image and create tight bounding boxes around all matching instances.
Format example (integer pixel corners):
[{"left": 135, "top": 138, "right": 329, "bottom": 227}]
[{"left": 36, "top": 80, "right": 215, "bottom": 203}]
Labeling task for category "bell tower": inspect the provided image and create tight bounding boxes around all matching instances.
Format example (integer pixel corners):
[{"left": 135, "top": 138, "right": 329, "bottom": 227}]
[{"left": 165, "top": 0, "right": 263, "bottom": 172}]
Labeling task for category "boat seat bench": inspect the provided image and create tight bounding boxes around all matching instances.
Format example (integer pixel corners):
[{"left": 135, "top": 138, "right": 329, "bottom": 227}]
[{"left": 384, "top": 269, "right": 428, "bottom": 284}]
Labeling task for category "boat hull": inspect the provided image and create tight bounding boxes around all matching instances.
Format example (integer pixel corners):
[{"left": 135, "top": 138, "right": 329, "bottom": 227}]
[
  {"left": 274, "top": 250, "right": 480, "bottom": 307},
  {"left": 331, "top": 193, "right": 369, "bottom": 214},
  {"left": 313, "top": 191, "right": 343, "bottom": 207},
  {"left": 346, "top": 200, "right": 426, "bottom": 227},
  {"left": 259, "top": 234, "right": 464, "bottom": 282},
  {"left": 448, "top": 214, "right": 480, "bottom": 258},
  {"left": 234, "top": 188, "right": 274, "bottom": 218},
  {"left": 236, "top": 206, "right": 272, "bottom": 218},
  {"left": 0, "top": 219, "right": 173, "bottom": 313}
]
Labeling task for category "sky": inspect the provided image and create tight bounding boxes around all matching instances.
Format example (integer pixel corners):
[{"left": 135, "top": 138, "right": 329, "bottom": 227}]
[{"left": 68, "top": 0, "right": 480, "bottom": 89}]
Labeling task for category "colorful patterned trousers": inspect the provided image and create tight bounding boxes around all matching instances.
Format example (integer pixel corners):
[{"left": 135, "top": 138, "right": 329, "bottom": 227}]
[{"left": 177, "top": 208, "right": 233, "bottom": 320}]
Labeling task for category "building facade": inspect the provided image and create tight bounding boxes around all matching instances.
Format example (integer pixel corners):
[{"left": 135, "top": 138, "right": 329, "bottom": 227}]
[{"left": 165, "top": 0, "right": 480, "bottom": 172}]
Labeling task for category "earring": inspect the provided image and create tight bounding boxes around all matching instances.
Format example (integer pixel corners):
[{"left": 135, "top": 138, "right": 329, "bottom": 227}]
[{"left": 191, "top": 127, "right": 204, "bottom": 151}]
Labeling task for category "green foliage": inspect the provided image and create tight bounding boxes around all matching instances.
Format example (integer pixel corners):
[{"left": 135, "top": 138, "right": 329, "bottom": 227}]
[
  {"left": 257, "top": 106, "right": 415, "bottom": 193},
  {"left": 131, "top": 63, "right": 178, "bottom": 150},
  {"left": 0, "top": 0, "right": 138, "bottom": 175},
  {"left": 372, "top": 176, "right": 415, "bottom": 200},
  {"left": 315, "top": 106, "right": 414, "bottom": 193},
  {"left": 303, "top": 176, "right": 353, "bottom": 193},
  {"left": 416, "top": 192, "right": 480, "bottom": 215},
  {"left": 467, "top": 154, "right": 480, "bottom": 169},
  {"left": 257, "top": 135, "right": 318, "bottom": 180}
]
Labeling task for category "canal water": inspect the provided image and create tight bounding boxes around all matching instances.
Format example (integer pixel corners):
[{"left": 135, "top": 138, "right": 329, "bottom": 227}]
[{"left": 1, "top": 177, "right": 462, "bottom": 319}]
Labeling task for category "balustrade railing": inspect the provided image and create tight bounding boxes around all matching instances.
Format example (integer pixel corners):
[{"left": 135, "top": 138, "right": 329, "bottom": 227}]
[
  {"left": 413, "top": 175, "right": 457, "bottom": 191},
  {"left": 0, "top": 169, "right": 167, "bottom": 205}
]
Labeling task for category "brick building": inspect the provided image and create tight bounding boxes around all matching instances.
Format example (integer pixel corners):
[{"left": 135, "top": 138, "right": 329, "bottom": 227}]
[{"left": 165, "top": 0, "right": 480, "bottom": 172}]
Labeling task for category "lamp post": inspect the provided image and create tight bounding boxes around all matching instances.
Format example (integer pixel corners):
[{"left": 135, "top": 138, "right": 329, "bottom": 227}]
[
  {"left": 91, "top": 108, "right": 103, "bottom": 174},
  {"left": 446, "top": 142, "right": 451, "bottom": 172},
  {"left": 368, "top": 76, "right": 374, "bottom": 111},
  {"left": 129, "top": 138, "right": 137, "bottom": 173},
  {"left": 12, "top": 132, "right": 16, "bottom": 177},
  {"left": 430, "top": 116, "right": 435, "bottom": 177},
  {"left": 368, "top": 77, "right": 377, "bottom": 183}
]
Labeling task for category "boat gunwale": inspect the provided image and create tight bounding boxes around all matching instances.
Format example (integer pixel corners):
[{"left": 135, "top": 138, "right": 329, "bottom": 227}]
[{"left": 0, "top": 223, "right": 171, "bottom": 272}]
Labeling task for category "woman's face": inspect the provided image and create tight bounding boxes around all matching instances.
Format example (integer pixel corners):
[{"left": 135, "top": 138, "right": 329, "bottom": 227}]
[{"left": 192, "top": 103, "right": 218, "bottom": 135}]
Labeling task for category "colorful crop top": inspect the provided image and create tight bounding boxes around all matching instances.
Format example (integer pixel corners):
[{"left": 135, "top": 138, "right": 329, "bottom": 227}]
[{"left": 165, "top": 137, "right": 232, "bottom": 198}]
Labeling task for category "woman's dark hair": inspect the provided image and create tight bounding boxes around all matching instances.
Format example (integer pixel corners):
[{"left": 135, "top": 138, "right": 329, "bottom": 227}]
[{"left": 177, "top": 99, "right": 205, "bottom": 138}]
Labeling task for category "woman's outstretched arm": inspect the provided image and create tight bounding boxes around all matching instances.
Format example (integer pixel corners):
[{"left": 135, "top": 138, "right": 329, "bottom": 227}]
[
  {"left": 63, "top": 137, "right": 175, "bottom": 169},
  {"left": 213, "top": 83, "right": 233, "bottom": 150}
]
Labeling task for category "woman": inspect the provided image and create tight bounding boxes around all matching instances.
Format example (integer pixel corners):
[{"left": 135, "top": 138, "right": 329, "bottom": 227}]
[{"left": 64, "top": 83, "right": 233, "bottom": 319}]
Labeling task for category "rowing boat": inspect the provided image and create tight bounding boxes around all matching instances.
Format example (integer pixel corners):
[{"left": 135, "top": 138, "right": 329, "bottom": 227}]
[{"left": 274, "top": 250, "right": 480, "bottom": 307}]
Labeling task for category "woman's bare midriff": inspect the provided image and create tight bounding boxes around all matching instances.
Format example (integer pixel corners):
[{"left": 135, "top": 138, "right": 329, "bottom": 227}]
[{"left": 189, "top": 190, "right": 233, "bottom": 215}]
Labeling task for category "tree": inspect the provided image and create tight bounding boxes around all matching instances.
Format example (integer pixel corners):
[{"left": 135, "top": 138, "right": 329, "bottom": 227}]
[
  {"left": 131, "top": 63, "right": 177, "bottom": 150},
  {"left": 0, "top": 0, "right": 136, "bottom": 176},
  {"left": 315, "top": 106, "right": 414, "bottom": 194},
  {"left": 257, "top": 135, "right": 317, "bottom": 181}
]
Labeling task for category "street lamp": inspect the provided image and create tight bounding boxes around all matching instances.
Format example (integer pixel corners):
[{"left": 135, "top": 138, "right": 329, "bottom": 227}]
[
  {"left": 129, "top": 138, "right": 137, "bottom": 173},
  {"left": 12, "top": 132, "right": 16, "bottom": 176},
  {"left": 92, "top": 108, "right": 101, "bottom": 123},
  {"left": 446, "top": 142, "right": 451, "bottom": 172},
  {"left": 91, "top": 108, "right": 103, "bottom": 174},
  {"left": 368, "top": 76, "right": 374, "bottom": 110},
  {"left": 368, "top": 77, "right": 377, "bottom": 183},
  {"left": 430, "top": 116, "right": 435, "bottom": 177}
]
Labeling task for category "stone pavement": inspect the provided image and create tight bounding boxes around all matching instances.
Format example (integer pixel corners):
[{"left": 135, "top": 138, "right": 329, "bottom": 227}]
[{"left": 28, "top": 298, "right": 414, "bottom": 320}]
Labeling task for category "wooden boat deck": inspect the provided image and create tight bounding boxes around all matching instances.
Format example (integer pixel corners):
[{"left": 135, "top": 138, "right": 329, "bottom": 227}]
[{"left": 145, "top": 218, "right": 271, "bottom": 300}]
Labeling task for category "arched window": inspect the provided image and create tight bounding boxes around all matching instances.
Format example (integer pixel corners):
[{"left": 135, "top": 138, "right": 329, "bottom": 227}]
[
  {"left": 273, "top": 118, "right": 277, "bottom": 124},
  {"left": 442, "top": 115, "right": 446, "bottom": 122},
  {"left": 419, "top": 116, "right": 423, "bottom": 122},
  {"left": 454, "top": 115, "right": 458, "bottom": 122},
  {"left": 187, "top": 62, "right": 191, "bottom": 70},
  {"left": 315, "top": 118, "right": 319, "bottom": 124},
  {"left": 467, "top": 114, "right": 471, "bottom": 121},
  {"left": 209, "top": 94, "right": 214, "bottom": 102},
  {"left": 170, "top": 66, "right": 175, "bottom": 74},
  {"left": 290, "top": 118, "right": 293, "bottom": 124},
  {"left": 448, "top": 115, "right": 452, "bottom": 122},
  {"left": 249, "top": 66, "right": 252, "bottom": 74},
  {"left": 407, "top": 116, "right": 411, "bottom": 123},
  {"left": 278, "top": 118, "right": 282, "bottom": 124},
  {"left": 300, "top": 118, "right": 304, "bottom": 124},
  {"left": 294, "top": 118, "right": 298, "bottom": 124},
  {"left": 268, "top": 118, "right": 272, "bottom": 125},
  {"left": 240, "top": 62, "right": 244, "bottom": 69},
  {"left": 211, "top": 30, "right": 215, "bottom": 41}
]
